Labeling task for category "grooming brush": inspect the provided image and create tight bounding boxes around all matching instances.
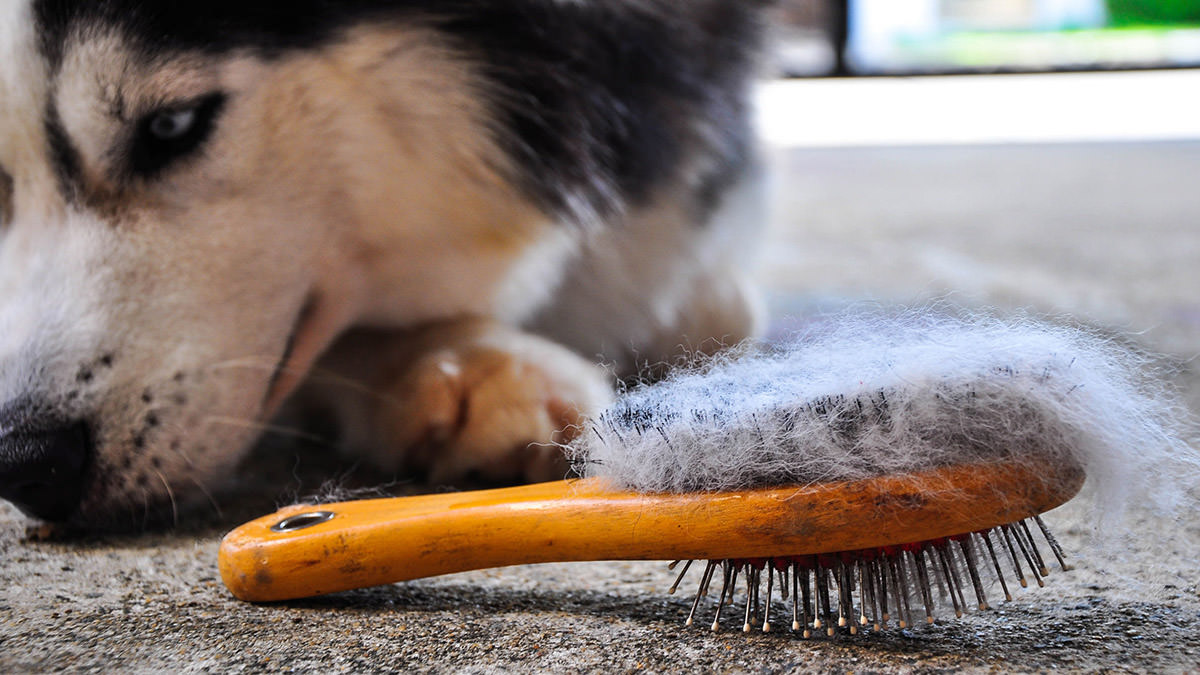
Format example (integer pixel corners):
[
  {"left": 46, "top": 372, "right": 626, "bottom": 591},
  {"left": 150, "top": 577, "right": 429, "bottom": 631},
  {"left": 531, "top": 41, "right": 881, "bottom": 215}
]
[
  {"left": 219, "top": 312, "right": 1191, "bottom": 635},
  {"left": 221, "top": 458, "right": 1081, "bottom": 634}
]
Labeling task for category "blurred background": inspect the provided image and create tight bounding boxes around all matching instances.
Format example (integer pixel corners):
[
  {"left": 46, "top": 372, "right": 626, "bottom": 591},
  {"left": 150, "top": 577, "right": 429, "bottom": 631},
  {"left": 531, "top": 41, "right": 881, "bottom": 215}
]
[
  {"left": 769, "top": 0, "right": 1200, "bottom": 75},
  {"left": 758, "top": 0, "right": 1200, "bottom": 374}
]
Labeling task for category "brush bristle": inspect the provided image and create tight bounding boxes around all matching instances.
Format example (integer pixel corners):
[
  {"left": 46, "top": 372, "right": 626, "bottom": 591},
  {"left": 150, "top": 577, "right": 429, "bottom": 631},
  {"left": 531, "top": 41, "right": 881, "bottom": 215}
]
[
  {"left": 677, "top": 515, "right": 1069, "bottom": 635},
  {"left": 568, "top": 309, "right": 1198, "bottom": 524}
]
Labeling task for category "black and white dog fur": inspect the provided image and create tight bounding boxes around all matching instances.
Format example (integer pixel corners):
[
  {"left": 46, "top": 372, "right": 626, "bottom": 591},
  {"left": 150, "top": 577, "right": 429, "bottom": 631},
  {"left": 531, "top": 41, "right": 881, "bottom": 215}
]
[{"left": 0, "top": 1, "right": 768, "bottom": 528}]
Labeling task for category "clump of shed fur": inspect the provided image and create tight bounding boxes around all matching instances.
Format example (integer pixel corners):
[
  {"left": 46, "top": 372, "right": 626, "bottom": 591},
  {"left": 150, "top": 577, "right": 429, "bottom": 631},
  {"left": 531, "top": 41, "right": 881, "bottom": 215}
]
[{"left": 569, "top": 309, "right": 1198, "bottom": 522}]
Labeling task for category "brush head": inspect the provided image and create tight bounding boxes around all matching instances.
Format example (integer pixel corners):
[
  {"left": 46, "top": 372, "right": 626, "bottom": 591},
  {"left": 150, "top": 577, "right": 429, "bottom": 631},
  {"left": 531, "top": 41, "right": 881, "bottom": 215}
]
[
  {"left": 569, "top": 309, "right": 1197, "bottom": 522},
  {"left": 568, "top": 308, "right": 1197, "bottom": 635}
]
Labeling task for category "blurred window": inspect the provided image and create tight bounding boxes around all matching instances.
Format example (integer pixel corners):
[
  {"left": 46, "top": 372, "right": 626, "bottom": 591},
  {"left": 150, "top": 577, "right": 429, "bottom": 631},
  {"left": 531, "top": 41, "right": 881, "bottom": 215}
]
[{"left": 770, "top": 0, "right": 1200, "bottom": 75}]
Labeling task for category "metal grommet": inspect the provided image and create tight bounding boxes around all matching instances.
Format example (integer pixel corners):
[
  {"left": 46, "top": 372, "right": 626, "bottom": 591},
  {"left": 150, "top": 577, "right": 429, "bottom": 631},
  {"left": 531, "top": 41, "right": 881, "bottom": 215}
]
[{"left": 270, "top": 510, "right": 336, "bottom": 532}]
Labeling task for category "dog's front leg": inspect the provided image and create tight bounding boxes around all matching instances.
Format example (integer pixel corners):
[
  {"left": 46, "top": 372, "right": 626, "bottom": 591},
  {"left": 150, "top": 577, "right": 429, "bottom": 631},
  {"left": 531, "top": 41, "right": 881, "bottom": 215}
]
[{"left": 296, "top": 318, "right": 613, "bottom": 484}]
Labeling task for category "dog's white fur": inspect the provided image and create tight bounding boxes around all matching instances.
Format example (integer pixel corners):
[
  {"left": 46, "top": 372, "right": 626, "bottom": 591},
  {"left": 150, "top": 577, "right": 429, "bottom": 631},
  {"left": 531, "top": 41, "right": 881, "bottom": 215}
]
[
  {"left": 572, "top": 309, "right": 1200, "bottom": 525},
  {"left": 0, "top": 2, "right": 764, "bottom": 525}
]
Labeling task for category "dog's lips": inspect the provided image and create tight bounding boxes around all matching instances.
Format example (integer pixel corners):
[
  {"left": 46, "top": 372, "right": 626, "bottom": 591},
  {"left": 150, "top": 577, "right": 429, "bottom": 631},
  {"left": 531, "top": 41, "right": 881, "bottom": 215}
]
[
  {"left": 261, "top": 294, "right": 320, "bottom": 417},
  {"left": 259, "top": 283, "right": 365, "bottom": 419}
]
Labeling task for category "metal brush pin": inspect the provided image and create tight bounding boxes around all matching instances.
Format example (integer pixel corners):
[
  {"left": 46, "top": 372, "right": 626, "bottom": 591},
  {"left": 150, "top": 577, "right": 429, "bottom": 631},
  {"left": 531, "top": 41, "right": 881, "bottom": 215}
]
[{"left": 673, "top": 516, "right": 1072, "bottom": 635}]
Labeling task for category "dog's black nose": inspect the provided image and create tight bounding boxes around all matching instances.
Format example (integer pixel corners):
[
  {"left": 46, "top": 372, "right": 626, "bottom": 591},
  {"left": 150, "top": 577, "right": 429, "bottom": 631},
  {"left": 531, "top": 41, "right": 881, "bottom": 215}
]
[{"left": 0, "top": 417, "right": 90, "bottom": 522}]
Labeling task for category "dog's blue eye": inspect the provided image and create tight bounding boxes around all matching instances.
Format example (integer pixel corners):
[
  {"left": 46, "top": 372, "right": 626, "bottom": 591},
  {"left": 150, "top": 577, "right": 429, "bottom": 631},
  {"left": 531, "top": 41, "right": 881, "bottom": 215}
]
[
  {"left": 148, "top": 109, "right": 196, "bottom": 141},
  {"left": 131, "top": 92, "right": 227, "bottom": 178}
]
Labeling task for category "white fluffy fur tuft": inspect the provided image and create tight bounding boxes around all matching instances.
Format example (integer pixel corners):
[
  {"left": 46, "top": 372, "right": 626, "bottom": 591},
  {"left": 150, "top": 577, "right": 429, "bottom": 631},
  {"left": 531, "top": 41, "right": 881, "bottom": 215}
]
[{"left": 569, "top": 309, "right": 1199, "bottom": 522}]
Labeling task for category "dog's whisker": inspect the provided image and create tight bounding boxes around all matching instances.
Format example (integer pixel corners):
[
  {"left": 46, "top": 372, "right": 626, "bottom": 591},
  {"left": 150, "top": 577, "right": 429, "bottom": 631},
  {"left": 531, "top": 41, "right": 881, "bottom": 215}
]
[
  {"left": 209, "top": 356, "right": 275, "bottom": 367},
  {"left": 204, "top": 356, "right": 317, "bottom": 380},
  {"left": 187, "top": 476, "right": 223, "bottom": 520},
  {"left": 201, "top": 415, "right": 333, "bottom": 446},
  {"left": 204, "top": 355, "right": 281, "bottom": 371},
  {"left": 115, "top": 489, "right": 141, "bottom": 531},
  {"left": 303, "top": 368, "right": 405, "bottom": 405},
  {"left": 139, "top": 489, "right": 151, "bottom": 532},
  {"left": 204, "top": 359, "right": 405, "bottom": 406},
  {"left": 154, "top": 470, "right": 179, "bottom": 529}
]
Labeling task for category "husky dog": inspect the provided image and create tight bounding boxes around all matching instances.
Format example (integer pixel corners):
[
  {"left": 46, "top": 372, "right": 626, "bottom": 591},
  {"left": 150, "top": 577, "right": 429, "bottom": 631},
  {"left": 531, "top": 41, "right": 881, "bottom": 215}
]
[{"left": 0, "top": 1, "right": 767, "bottom": 528}]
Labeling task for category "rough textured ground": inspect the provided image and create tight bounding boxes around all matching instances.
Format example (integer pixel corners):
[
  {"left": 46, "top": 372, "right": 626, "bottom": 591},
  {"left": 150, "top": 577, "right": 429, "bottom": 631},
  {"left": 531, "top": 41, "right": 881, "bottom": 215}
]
[{"left": 4, "top": 138, "right": 1199, "bottom": 672}]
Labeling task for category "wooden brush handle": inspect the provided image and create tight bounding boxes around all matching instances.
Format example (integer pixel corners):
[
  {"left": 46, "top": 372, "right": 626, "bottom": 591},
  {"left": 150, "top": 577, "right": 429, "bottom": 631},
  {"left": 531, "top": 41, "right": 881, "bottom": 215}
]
[{"left": 219, "top": 460, "right": 1084, "bottom": 602}]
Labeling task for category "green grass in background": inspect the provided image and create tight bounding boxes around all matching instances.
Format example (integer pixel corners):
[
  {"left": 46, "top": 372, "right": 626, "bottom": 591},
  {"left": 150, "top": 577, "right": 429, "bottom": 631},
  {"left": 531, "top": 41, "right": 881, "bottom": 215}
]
[
  {"left": 1107, "top": 0, "right": 1200, "bottom": 25},
  {"left": 935, "top": 27, "right": 1199, "bottom": 66},
  {"left": 890, "top": 23, "right": 1200, "bottom": 69}
]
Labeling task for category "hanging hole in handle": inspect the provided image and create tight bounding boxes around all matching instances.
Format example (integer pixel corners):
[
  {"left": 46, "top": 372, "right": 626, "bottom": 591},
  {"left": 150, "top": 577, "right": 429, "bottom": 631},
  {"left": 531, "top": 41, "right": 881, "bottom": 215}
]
[{"left": 271, "top": 510, "right": 336, "bottom": 532}]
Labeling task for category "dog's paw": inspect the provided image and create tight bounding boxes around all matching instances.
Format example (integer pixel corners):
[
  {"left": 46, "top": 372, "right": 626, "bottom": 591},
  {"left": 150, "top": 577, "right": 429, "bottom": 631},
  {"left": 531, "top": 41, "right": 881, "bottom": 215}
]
[
  {"left": 396, "top": 342, "right": 610, "bottom": 483},
  {"left": 316, "top": 320, "right": 613, "bottom": 484}
]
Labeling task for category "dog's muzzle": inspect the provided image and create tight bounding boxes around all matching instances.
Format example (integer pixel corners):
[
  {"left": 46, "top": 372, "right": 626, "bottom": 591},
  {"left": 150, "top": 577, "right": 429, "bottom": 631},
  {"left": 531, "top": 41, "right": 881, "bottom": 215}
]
[{"left": 0, "top": 407, "right": 90, "bottom": 522}]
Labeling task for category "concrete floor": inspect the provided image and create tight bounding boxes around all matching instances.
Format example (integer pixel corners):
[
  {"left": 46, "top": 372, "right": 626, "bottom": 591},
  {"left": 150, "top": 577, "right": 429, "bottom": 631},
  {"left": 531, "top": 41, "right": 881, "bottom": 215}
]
[{"left": 4, "top": 134, "right": 1200, "bottom": 670}]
